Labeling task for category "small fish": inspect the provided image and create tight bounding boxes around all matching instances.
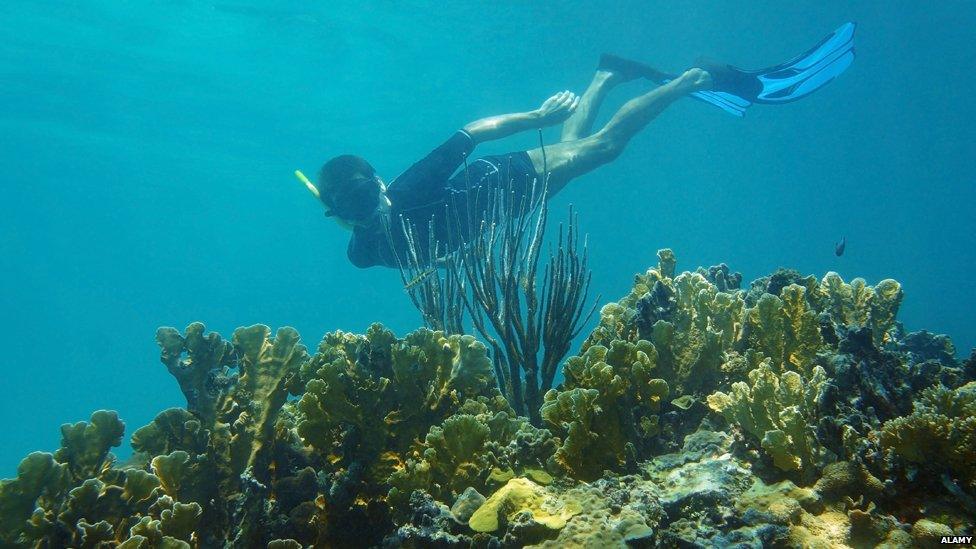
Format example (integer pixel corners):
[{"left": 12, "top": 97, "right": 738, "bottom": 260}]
[
  {"left": 835, "top": 237, "right": 846, "bottom": 257},
  {"left": 404, "top": 268, "right": 436, "bottom": 291}
]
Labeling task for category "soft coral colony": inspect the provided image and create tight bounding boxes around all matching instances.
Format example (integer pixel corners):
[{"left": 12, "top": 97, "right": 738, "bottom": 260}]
[{"left": 2, "top": 250, "right": 974, "bottom": 548}]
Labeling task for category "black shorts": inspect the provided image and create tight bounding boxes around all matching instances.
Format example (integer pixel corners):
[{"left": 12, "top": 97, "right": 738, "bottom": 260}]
[
  {"left": 449, "top": 151, "right": 543, "bottom": 210},
  {"left": 477, "top": 151, "right": 539, "bottom": 186}
]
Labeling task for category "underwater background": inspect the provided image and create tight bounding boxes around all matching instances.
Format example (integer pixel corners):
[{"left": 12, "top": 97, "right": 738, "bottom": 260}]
[{"left": 1, "top": 0, "right": 974, "bottom": 493}]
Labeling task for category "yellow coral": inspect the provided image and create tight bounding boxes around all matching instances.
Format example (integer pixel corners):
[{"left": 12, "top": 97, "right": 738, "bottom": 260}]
[
  {"left": 581, "top": 250, "right": 746, "bottom": 400},
  {"left": 742, "top": 286, "right": 822, "bottom": 376},
  {"left": 708, "top": 360, "right": 826, "bottom": 472},
  {"left": 880, "top": 382, "right": 976, "bottom": 488},
  {"left": 736, "top": 479, "right": 868, "bottom": 549},
  {"left": 540, "top": 388, "right": 603, "bottom": 480},
  {"left": 657, "top": 248, "right": 677, "bottom": 279},
  {"left": 818, "top": 273, "right": 902, "bottom": 345},
  {"left": 911, "top": 519, "right": 954, "bottom": 549},
  {"left": 542, "top": 339, "right": 668, "bottom": 480},
  {"left": 231, "top": 325, "right": 309, "bottom": 475},
  {"left": 468, "top": 478, "right": 579, "bottom": 533}
]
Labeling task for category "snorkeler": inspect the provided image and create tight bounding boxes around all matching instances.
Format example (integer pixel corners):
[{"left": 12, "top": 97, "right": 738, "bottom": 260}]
[{"left": 301, "top": 22, "right": 856, "bottom": 269}]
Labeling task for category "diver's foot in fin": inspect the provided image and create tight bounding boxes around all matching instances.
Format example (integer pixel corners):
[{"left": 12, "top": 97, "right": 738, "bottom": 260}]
[
  {"left": 674, "top": 68, "right": 713, "bottom": 92},
  {"left": 598, "top": 53, "right": 662, "bottom": 83}
]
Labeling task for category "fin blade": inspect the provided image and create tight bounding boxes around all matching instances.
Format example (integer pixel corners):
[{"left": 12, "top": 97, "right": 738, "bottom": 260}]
[
  {"left": 691, "top": 90, "right": 750, "bottom": 117},
  {"left": 757, "top": 47, "right": 855, "bottom": 102},
  {"left": 752, "top": 22, "right": 857, "bottom": 103},
  {"left": 701, "top": 22, "right": 856, "bottom": 105}
]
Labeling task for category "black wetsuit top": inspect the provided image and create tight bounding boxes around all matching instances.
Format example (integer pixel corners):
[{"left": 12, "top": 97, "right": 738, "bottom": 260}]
[{"left": 347, "top": 130, "right": 539, "bottom": 268}]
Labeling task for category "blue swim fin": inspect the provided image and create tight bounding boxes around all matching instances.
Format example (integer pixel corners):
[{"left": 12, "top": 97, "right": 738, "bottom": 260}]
[{"left": 682, "top": 22, "right": 857, "bottom": 116}]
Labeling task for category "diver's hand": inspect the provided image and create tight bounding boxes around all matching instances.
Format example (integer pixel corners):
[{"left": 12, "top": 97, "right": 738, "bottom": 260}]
[{"left": 534, "top": 91, "right": 579, "bottom": 127}]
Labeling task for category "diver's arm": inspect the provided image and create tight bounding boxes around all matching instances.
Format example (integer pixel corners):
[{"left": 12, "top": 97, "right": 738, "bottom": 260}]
[{"left": 463, "top": 91, "right": 579, "bottom": 144}]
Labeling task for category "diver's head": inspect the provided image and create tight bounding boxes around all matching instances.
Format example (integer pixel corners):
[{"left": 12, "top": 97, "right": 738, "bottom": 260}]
[{"left": 317, "top": 155, "right": 388, "bottom": 227}]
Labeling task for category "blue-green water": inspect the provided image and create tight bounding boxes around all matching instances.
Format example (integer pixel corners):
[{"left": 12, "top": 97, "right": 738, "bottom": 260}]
[{"left": 1, "top": 1, "right": 973, "bottom": 477}]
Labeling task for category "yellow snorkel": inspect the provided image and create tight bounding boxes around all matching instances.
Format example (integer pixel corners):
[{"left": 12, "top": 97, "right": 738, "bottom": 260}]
[
  {"left": 296, "top": 168, "right": 356, "bottom": 230},
  {"left": 294, "top": 169, "right": 321, "bottom": 200}
]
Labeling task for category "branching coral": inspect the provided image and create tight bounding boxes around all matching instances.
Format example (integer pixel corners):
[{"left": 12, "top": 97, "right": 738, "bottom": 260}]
[
  {"left": 541, "top": 340, "right": 669, "bottom": 480},
  {"left": 230, "top": 325, "right": 309, "bottom": 476},
  {"left": 559, "top": 251, "right": 838, "bottom": 478},
  {"left": 157, "top": 323, "right": 308, "bottom": 470},
  {"left": 131, "top": 408, "right": 209, "bottom": 458},
  {"left": 294, "top": 324, "right": 504, "bottom": 541},
  {"left": 296, "top": 325, "right": 497, "bottom": 468},
  {"left": 389, "top": 173, "right": 596, "bottom": 425},
  {"left": 583, "top": 249, "right": 743, "bottom": 400},
  {"left": 388, "top": 414, "right": 490, "bottom": 516},
  {"left": 707, "top": 360, "right": 827, "bottom": 473},
  {"left": 696, "top": 262, "right": 743, "bottom": 292},
  {"left": 744, "top": 268, "right": 819, "bottom": 308},
  {"left": 55, "top": 410, "right": 126, "bottom": 481},
  {"left": 577, "top": 251, "right": 911, "bottom": 481},
  {"left": 812, "top": 319, "right": 976, "bottom": 483},
  {"left": 0, "top": 453, "right": 69, "bottom": 543},
  {"left": 150, "top": 323, "right": 311, "bottom": 546},
  {"left": 389, "top": 396, "right": 556, "bottom": 512},
  {"left": 645, "top": 273, "right": 742, "bottom": 396},
  {"left": 880, "top": 382, "right": 976, "bottom": 489},
  {"left": 0, "top": 411, "right": 202, "bottom": 547},
  {"left": 741, "top": 285, "right": 823, "bottom": 377},
  {"left": 155, "top": 322, "right": 237, "bottom": 426},
  {"left": 818, "top": 273, "right": 903, "bottom": 346}
]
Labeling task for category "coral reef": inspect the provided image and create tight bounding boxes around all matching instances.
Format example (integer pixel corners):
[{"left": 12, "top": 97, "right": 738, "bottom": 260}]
[
  {"left": 880, "top": 382, "right": 976, "bottom": 490},
  {"left": 292, "top": 325, "right": 506, "bottom": 544},
  {"left": 708, "top": 359, "right": 827, "bottom": 474},
  {"left": 555, "top": 251, "right": 903, "bottom": 476},
  {"left": 573, "top": 249, "right": 747, "bottom": 461},
  {"left": 388, "top": 396, "right": 556, "bottom": 513},
  {"left": 2, "top": 252, "right": 974, "bottom": 547},
  {"left": 0, "top": 411, "right": 202, "bottom": 548},
  {"left": 540, "top": 339, "right": 668, "bottom": 480},
  {"left": 818, "top": 272, "right": 904, "bottom": 347}
]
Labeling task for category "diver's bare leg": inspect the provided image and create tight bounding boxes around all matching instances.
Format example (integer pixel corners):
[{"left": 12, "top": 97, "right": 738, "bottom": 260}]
[
  {"left": 529, "top": 69, "right": 711, "bottom": 196},
  {"left": 598, "top": 69, "right": 710, "bottom": 145},
  {"left": 560, "top": 70, "right": 619, "bottom": 142}
]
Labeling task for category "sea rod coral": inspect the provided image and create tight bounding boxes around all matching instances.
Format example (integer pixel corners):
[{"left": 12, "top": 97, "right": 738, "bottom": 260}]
[{"left": 390, "top": 175, "right": 597, "bottom": 425}]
